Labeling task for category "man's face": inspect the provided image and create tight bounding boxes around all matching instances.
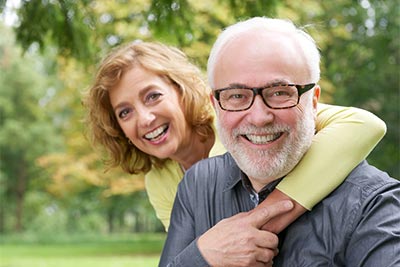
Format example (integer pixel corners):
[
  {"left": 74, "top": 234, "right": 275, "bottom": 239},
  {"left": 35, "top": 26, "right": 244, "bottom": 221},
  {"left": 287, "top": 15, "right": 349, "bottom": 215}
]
[{"left": 211, "top": 31, "right": 320, "bottom": 191}]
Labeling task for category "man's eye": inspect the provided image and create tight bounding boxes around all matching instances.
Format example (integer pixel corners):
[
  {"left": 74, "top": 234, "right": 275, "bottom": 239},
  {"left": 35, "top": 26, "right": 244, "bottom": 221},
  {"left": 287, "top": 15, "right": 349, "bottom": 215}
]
[
  {"left": 273, "top": 91, "right": 290, "bottom": 96},
  {"left": 229, "top": 94, "right": 245, "bottom": 99}
]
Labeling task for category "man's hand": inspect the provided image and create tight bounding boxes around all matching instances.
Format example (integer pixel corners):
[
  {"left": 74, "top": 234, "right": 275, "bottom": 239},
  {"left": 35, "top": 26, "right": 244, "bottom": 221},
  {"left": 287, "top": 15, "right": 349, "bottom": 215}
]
[
  {"left": 197, "top": 200, "right": 293, "bottom": 267},
  {"left": 257, "top": 189, "right": 307, "bottom": 234}
]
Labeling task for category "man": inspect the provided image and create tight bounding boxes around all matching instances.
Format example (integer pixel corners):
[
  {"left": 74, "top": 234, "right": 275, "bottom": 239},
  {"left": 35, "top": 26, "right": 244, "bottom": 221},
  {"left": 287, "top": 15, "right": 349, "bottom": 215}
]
[{"left": 159, "top": 17, "right": 400, "bottom": 267}]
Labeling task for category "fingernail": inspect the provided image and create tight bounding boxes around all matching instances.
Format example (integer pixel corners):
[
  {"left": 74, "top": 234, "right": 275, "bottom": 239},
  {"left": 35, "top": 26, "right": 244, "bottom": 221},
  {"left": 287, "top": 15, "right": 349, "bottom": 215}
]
[{"left": 284, "top": 200, "right": 294, "bottom": 209}]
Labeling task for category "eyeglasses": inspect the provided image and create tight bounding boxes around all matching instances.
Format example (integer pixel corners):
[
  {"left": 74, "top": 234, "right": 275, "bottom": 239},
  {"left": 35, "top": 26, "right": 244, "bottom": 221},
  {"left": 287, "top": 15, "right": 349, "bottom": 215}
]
[{"left": 213, "top": 83, "right": 316, "bottom": 112}]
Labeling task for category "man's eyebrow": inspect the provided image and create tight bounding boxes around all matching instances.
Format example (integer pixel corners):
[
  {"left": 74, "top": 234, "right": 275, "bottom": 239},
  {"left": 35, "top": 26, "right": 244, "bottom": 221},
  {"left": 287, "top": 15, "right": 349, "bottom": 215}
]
[
  {"left": 226, "top": 83, "right": 248, "bottom": 89},
  {"left": 225, "top": 79, "right": 290, "bottom": 89}
]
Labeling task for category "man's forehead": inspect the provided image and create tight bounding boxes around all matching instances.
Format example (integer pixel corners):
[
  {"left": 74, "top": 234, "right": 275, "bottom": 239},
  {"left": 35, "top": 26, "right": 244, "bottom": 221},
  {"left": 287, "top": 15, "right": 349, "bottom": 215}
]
[
  {"left": 212, "top": 30, "right": 311, "bottom": 88},
  {"left": 217, "top": 30, "right": 302, "bottom": 63}
]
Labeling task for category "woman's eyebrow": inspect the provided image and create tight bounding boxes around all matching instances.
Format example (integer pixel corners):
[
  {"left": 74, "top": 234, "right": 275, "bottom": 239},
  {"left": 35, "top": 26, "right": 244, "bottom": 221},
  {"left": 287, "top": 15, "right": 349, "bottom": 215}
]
[{"left": 113, "top": 101, "right": 129, "bottom": 113}]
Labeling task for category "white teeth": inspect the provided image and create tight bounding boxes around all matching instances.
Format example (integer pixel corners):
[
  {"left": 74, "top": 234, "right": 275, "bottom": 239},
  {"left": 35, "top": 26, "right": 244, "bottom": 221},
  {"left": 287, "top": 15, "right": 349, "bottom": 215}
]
[
  {"left": 145, "top": 125, "right": 168, "bottom": 140},
  {"left": 246, "top": 133, "right": 281, "bottom": 144}
]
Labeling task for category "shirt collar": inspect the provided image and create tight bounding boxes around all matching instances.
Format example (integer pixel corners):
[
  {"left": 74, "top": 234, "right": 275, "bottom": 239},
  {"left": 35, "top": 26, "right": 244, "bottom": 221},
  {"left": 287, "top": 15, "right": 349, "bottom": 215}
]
[
  {"left": 242, "top": 175, "right": 282, "bottom": 195},
  {"left": 222, "top": 153, "right": 245, "bottom": 192},
  {"left": 222, "top": 153, "right": 283, "bottom": 197}
]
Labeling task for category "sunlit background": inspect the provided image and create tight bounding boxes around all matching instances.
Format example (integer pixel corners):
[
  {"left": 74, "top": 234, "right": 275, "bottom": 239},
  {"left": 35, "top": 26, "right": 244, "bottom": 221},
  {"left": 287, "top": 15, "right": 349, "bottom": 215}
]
[{"left": 0, "top": 0, "right": 399, "bottom": 266}]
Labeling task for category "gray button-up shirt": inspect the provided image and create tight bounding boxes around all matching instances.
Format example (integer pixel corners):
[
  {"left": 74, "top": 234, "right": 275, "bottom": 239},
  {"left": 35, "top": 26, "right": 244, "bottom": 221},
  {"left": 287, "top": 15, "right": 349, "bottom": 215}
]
[{"left": 159, "top": 153, "right": 400, "bottom": 267}]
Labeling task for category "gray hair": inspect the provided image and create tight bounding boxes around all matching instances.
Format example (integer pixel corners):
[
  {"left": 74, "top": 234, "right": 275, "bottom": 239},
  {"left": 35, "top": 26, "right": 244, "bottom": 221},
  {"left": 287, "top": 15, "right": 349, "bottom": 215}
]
[{"left": 207, "top": 17, "right": 321, "bottom": 88}]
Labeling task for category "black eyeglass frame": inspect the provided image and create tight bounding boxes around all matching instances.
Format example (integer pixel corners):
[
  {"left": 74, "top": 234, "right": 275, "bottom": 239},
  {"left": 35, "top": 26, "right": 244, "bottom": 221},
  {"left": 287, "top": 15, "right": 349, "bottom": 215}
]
[{"left": 213, "top": 83, "right": 316, "bottom": 112}]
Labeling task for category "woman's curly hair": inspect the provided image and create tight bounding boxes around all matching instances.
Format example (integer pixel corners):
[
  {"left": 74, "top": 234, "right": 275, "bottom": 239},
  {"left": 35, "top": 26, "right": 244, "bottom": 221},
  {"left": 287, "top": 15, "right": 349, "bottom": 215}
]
[{"left": 83, "top": 42, "right": 214, "bottom": 174}]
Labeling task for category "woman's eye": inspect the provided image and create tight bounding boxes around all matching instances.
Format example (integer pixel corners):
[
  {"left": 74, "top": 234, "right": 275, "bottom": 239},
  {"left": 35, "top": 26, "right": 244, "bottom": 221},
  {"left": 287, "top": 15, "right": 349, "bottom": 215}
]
[
  {"left": 146, "top": 92, "right": 162, "bottom": 103},
  {"left": 118, "top": 108, "right": 131, "bottom": 119}
]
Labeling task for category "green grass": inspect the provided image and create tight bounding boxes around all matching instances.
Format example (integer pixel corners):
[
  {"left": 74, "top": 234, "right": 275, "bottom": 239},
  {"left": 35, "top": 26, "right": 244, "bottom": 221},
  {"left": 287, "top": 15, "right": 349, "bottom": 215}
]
[{"left": 0, "top": 233, "right": 167, "bottom": 267}]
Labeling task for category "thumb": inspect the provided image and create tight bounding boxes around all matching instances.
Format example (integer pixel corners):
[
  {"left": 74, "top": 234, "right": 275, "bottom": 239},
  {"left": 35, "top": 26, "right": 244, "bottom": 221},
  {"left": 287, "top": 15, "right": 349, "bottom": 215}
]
[{"left": 248, "top": 200, "right": 294, "bottom": 229}]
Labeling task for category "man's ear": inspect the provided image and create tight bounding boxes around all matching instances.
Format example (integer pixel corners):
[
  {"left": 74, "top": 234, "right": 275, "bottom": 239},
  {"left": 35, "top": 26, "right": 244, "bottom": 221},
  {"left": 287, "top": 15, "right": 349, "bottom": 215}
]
[{"left": 313, "top": 85, "right": 321, "bottom": 109}]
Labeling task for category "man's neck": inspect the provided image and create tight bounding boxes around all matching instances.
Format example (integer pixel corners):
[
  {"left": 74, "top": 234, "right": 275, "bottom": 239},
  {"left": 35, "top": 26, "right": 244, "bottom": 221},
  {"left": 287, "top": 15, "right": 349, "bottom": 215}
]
[
  {"left": 241, "top": 172, "right": 283, "bottom": 205},
  {"left": 248, "top": 176, "right": 282, "bottom": 193}
]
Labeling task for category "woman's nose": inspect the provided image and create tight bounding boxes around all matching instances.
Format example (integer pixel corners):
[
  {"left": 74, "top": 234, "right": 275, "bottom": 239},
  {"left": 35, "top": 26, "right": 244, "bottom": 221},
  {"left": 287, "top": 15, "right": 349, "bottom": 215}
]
[{"left": 138, "top": 108, "right": 156, "bottom": 128}]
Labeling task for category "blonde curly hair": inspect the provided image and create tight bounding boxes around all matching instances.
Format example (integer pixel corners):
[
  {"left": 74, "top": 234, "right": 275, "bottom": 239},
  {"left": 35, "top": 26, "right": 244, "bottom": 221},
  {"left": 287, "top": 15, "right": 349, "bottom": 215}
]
[{"left": 83, "top": 41, "right": 214, "bottom": 174}]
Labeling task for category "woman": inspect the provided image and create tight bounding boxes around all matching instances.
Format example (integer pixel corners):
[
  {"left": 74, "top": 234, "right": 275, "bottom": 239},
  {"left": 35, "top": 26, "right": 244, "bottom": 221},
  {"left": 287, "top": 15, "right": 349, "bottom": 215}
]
[{"left": 83, "top": 41, "right": 386, "bottom": 231}]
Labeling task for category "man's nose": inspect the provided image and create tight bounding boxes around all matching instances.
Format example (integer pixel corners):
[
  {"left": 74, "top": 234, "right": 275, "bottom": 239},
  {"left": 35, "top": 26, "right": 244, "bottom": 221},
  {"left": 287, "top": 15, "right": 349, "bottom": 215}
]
[{"left": 246, "top": 95, "right": 274, "bottom": 126}]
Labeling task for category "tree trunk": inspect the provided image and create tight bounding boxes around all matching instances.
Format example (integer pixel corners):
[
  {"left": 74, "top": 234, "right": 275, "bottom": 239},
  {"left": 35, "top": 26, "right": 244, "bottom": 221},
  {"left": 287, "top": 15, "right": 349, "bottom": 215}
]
[
  {"left": 107, "top": 208, "right": 114, "bottom": 233},
  {"left": 15, "top": 166, "right": 27, "bottom": 232}
]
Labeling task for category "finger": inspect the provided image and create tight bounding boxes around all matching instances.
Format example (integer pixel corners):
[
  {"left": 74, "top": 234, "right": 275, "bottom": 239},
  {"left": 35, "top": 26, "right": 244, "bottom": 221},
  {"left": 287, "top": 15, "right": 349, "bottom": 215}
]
[
  {"left": 260, "top": 202, "right": 305, "bottom": 233},
  {"left": 255, "top": 246, "right": 276, "bottom": 264},
  {"left": 254, "top": 231, "right": 279, "bottom": 249},
  {"left": 249, "top": 200, "right": 294, "bottom": 228},
  {"left": 274, "top": 248, "right": 279, "bottom": 256}
]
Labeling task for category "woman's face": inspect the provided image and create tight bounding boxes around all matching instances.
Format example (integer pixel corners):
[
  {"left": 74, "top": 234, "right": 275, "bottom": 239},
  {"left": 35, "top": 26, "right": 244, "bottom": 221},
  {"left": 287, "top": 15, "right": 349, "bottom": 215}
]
[{"left": 109, "top": 65, "right": 191, "bottom": 160}]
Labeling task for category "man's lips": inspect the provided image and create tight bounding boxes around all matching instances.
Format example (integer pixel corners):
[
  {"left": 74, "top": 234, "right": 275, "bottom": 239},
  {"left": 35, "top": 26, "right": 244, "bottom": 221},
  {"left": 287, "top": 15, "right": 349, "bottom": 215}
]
[{"left": 243, "top": 132, "right": 283, "bottom": 144}]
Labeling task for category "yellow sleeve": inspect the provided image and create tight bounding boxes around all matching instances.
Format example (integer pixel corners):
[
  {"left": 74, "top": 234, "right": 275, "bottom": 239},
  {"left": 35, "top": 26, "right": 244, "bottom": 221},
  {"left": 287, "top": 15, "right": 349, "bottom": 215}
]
[
  {"left": 145, "top": 161, "right": 183, "bottom": 231},
  {"left": 145, "top": 137, "right": 225, "bottom": 231},
  {"left": 276, "top": 103, "right": 386, "bottom": 210}
]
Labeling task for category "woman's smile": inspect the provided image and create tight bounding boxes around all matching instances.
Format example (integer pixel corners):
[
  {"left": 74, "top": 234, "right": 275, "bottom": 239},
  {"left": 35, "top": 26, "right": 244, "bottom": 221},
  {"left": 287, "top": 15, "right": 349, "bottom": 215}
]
[{"left": 144, "top": 124, "right": 169, "bottom": 142}]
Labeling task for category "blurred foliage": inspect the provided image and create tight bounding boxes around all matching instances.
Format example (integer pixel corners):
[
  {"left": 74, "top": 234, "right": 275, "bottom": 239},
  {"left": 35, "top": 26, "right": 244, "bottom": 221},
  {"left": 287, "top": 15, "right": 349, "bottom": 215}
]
[
  {"left": 0, "top": 23, "right": 63, "bottom": 232},
  {"left": 0, "top": 0, "right": 398, "bottom": 235},
  {"left": 15, "top": 0, "right": 96, "bottom": 62}
]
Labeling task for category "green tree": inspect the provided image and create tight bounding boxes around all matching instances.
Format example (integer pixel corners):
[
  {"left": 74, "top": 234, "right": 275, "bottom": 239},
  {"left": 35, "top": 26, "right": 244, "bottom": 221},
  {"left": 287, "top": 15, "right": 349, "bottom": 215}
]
[
  {"left": 0, "top": 25, "right": 63, "bottom": 232},
  {"left": 316, "top": 0, "right": 399, "bottom": 177},
  {"left": 8, "top": 0, "right": 282, "bottom": 66}
]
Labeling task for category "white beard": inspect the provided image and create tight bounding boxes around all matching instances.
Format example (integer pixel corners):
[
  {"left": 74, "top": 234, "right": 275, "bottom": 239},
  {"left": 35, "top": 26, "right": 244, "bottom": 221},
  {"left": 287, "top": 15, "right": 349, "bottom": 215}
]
[{"left": 216, "top": 102, "right": 316, "bottom": 182}]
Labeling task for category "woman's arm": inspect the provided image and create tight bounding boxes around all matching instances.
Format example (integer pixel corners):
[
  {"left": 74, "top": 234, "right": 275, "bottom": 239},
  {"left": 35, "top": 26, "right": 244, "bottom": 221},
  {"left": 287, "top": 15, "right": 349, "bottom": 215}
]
[{"left": 260, "top": 103, "right": 386, "bottom": 233}]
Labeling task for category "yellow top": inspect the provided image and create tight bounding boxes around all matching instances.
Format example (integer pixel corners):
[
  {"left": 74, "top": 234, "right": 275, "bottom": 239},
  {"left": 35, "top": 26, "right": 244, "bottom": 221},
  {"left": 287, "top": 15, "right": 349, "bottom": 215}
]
[{"left": 145, "top": 103, "right": 386, "bottom": 230}]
